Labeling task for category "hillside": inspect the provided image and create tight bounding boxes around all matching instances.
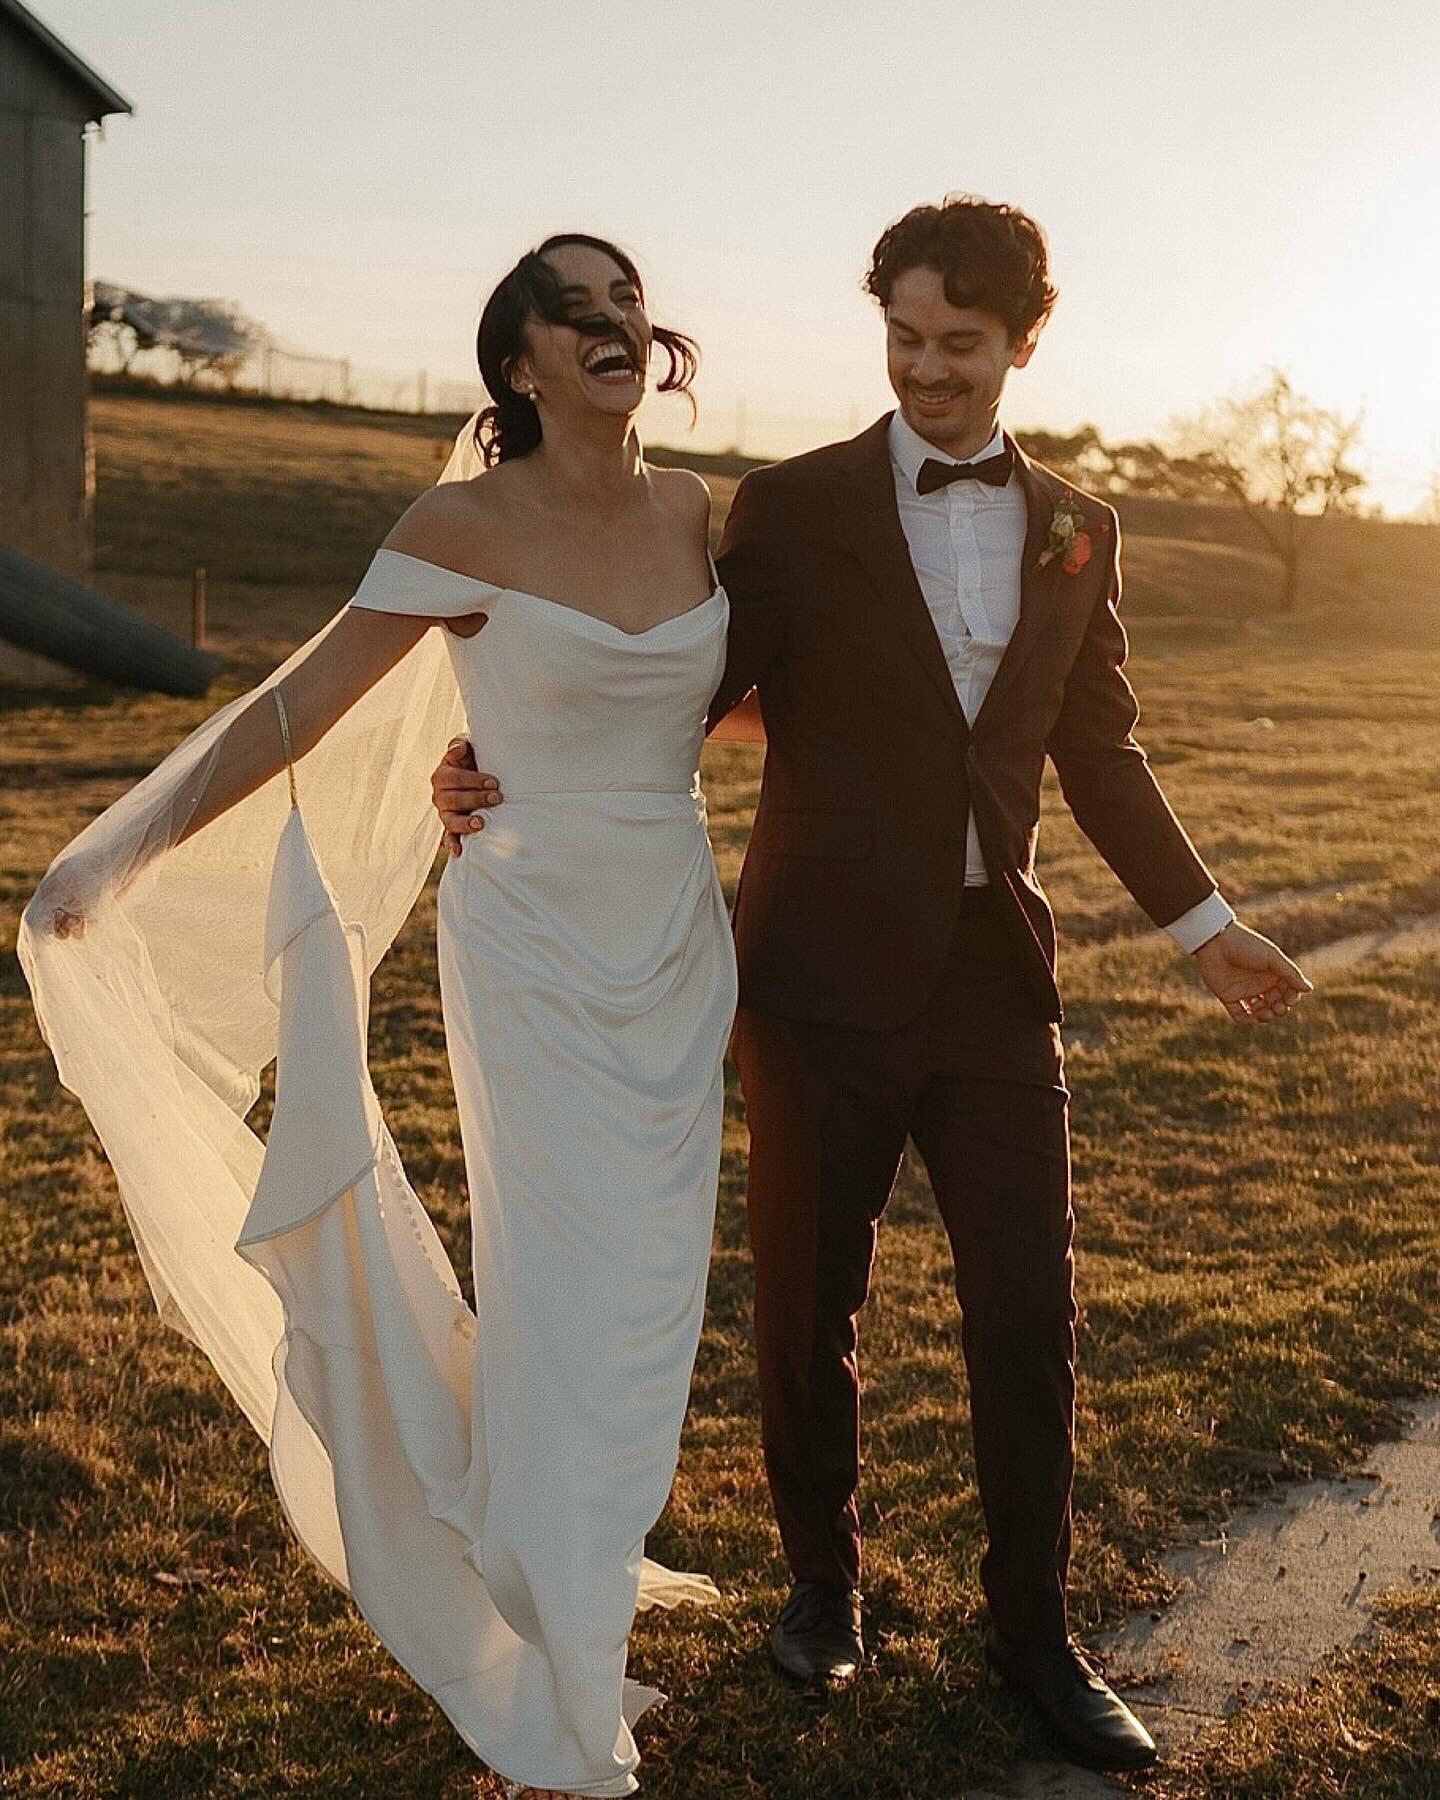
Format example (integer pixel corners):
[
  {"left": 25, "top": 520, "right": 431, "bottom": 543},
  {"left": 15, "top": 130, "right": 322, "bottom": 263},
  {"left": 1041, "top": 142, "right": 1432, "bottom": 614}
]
[{"left": 87, "top": 388, "right": 1437, "bottom": 637}]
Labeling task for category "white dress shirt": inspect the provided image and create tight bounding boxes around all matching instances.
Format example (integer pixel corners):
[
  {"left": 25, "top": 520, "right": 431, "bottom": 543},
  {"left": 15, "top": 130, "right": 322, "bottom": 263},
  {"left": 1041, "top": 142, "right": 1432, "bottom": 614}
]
[{"left": 887, "top": 409, "right": 1233, "bottom": 953}]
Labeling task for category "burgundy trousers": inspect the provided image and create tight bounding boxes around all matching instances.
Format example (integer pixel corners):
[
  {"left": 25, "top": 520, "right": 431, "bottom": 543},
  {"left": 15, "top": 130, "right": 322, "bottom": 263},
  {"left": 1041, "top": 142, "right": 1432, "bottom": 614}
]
[{"left": 732, "top": 888, "right": 1076, "bottom": 1649}]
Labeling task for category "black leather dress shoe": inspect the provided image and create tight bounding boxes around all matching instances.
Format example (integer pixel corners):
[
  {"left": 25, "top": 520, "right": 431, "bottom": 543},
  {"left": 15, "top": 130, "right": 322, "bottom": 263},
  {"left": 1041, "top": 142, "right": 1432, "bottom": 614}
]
[
  {"left": 770, "top": 1581, "right": 864, "bottom": 1684},
  {"left": 985, "top": 1630, "right": 1158, "bottom": 1771}
]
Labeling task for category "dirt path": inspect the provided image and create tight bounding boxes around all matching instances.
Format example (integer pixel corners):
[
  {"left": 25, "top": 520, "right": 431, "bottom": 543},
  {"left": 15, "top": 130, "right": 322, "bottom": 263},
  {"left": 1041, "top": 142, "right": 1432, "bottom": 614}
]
[
  {"left": 1298, "top": 912, "right": 1440, "bottom": 978},
  {"left": 962, "top": 1406, "right": 1440, "bottom": 1796}
]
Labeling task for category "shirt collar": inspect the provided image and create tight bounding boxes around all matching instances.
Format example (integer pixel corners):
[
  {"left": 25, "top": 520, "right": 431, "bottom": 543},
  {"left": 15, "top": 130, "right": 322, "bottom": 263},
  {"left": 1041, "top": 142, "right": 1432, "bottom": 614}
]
[{"left": 888, "top": 409, "right": 1007, "bottom": 495}]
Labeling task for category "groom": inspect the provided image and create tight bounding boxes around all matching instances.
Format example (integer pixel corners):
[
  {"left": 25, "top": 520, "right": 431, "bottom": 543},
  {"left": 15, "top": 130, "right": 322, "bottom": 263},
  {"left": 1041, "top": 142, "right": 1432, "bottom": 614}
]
[{"left": 432, "top": 195, "right": 1309, "bottom": 1772}]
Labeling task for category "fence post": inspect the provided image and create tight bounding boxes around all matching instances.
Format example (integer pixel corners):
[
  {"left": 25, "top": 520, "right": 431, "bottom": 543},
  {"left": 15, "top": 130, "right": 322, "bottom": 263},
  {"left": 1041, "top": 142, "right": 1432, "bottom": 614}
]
[
  {"left": 191, "top": 566, "right": 207, "bottom": 646},
  {"left": 417, "top": 369, "right": 428, "bottom": 413}
]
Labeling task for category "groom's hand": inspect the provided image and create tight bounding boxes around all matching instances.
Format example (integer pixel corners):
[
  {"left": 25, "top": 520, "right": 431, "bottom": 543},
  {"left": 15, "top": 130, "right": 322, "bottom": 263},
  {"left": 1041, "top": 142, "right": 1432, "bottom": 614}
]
[
  {"left": 1193, "top": 922, "right": 1312, "bottom": 1024},
  {"left": 431, "top": 737, "right": 503, "bottom": 857}
]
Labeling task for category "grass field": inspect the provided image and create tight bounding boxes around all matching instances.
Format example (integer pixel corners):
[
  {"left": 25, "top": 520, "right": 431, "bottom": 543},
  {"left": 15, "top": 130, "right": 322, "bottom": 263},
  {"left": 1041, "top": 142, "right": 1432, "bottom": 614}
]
[{"left": 2, "top": 390, "right": 1439, "bottom": 1797}]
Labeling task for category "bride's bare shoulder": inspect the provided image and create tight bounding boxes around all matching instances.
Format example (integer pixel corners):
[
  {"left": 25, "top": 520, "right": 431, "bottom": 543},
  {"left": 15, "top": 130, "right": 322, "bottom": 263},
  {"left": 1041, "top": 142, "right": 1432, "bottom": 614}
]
[
  {"left": 649, "top": 464, "right": 711, "bottom": 537},
  {"left": 383, "top": 470, "right": 516, "bottom": 570}
]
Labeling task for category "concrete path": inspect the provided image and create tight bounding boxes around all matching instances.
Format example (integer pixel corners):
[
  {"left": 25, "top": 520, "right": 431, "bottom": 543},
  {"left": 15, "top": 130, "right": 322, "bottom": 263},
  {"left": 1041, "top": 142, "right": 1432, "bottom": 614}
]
[
  {"left": 1299, "top": 912, "right": 1440, "bottom": 978},
  {"left": 964, "top": 1399, "right": 1440, "bottom": 1798},
  {"left": 1095, "top": 1398, "right": 1440, "bottom": 1734}
]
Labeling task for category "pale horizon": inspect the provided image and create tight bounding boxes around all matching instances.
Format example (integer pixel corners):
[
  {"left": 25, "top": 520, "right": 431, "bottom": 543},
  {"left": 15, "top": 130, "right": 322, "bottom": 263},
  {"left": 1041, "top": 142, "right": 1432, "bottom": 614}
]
[{"left": 36, "top": 0, "right": 1440, "bottom": 514}]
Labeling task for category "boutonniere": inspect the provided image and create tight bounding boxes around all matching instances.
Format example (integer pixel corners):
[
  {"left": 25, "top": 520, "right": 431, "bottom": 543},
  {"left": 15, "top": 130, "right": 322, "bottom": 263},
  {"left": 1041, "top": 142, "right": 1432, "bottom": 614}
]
[{"left": 1036, "top": 493, "right": 1093, "bottom": 575}]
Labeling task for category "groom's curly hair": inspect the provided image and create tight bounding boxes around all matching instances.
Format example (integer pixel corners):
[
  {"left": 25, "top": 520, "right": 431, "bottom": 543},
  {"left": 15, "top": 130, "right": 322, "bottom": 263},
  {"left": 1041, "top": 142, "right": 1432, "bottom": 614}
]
[{"left": 864, "top": 195, "right": 1058, "bottom": 343}]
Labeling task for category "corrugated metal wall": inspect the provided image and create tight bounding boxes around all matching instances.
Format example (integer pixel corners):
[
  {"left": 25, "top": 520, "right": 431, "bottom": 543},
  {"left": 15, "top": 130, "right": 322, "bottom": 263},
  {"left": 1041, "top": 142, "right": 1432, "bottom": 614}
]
[{"left": 0, "top": 10, "right": 92, "bottom": 585}]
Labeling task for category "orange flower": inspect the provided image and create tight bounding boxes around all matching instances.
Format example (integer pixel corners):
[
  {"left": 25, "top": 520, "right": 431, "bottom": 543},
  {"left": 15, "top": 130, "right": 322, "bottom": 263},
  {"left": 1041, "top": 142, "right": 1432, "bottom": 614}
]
[{"left": 1062, "top": 531, "right": 1093, "bottom": 575}]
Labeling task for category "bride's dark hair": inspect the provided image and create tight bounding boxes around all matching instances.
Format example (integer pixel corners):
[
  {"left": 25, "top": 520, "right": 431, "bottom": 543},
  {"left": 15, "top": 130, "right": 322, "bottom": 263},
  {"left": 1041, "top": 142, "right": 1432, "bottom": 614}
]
[{"left": 474, "top": 233, "right": 699, "bottom": 467}]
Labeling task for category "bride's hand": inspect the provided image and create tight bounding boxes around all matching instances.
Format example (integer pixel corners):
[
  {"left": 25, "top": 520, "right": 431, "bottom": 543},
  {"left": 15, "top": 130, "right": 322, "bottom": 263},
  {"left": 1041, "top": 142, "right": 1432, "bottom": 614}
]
[
  {"left": 30, "top": 861, "right": 101, "bottom": 940},
  {"left": 431, "top": 737, "right": 504, "bottom": 857},
  {"left": 51, "top": 906, "right": 87, "bottom": 940}
]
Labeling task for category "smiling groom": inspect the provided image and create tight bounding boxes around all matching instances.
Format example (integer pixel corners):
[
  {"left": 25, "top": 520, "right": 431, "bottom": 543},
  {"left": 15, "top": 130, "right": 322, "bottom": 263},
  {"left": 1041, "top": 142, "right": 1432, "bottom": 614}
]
[{"left": 434, "top": 196, "right": 1310, "bottom": 1773}]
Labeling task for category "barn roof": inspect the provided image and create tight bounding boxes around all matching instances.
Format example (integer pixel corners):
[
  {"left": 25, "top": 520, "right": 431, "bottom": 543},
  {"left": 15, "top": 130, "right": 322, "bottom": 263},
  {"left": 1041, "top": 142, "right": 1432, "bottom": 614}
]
[{"left": 0, "top": 0, "right": 133, "bottom": 119}]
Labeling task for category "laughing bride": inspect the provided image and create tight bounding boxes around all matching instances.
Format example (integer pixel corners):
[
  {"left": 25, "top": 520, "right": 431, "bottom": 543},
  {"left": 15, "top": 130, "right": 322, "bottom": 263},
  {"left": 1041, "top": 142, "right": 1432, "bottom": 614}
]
[{"left": 22, "top": 233, "right": 737, "bottom": 1799}]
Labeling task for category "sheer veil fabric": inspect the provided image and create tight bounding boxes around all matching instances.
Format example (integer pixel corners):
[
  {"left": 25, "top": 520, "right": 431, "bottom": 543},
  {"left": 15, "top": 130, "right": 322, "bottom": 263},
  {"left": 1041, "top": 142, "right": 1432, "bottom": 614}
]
[{"left": 19, "top": 412, "right": 720, "bottom": 1794}]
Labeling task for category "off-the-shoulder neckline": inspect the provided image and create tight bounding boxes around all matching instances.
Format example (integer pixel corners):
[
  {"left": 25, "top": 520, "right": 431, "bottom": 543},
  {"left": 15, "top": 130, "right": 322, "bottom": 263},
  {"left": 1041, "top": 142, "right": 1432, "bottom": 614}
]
[{"left": 374, "top": 546, "right": 724, "bottom": 641}]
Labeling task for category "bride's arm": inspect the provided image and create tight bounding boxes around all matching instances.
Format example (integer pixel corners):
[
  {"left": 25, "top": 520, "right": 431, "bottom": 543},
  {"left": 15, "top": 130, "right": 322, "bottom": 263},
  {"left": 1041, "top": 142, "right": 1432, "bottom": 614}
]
[
  {"left": 39, "top": 484, "right": 495, "bottom": 938},
  {"left": 41, "top": 601, "right": 432, "bottom": 939},
  {"left": 175, "top": 605, "right": 431, "bottom": 846},
  {"left": 184, "top": 479, "right": 499, "bottom": 844}
]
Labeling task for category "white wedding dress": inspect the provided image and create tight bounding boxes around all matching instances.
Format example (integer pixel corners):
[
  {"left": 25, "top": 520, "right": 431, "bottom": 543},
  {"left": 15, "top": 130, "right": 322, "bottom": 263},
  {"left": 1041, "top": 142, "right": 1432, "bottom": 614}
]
[{"left": 20, "top": 545, "right": 736, "bottom": 1796}]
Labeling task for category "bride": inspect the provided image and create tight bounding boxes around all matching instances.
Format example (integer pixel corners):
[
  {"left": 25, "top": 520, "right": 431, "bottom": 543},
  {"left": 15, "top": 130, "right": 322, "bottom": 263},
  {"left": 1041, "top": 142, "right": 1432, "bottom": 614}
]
[{"left": 21, "top": 233, "right": 738, "bottom": 1798}]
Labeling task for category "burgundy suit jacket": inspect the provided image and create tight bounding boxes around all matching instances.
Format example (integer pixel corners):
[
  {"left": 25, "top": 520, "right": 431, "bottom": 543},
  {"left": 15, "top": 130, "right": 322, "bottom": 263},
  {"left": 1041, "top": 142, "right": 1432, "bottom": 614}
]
[{"left": 707, "top": 415, "right": 1219, "bottom": 1029}]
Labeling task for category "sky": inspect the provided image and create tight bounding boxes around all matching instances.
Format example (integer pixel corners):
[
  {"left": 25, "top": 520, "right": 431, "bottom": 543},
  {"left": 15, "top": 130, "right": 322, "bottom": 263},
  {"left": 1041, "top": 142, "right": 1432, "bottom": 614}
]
[{"left": 37, "top": 0, "right": 1440, "bottom": 513}]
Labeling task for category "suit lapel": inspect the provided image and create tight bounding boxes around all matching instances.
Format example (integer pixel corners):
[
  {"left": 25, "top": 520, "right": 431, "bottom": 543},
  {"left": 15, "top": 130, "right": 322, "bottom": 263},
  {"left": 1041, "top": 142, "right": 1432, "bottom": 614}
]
[
  {"left": 827, "top": 419, "right": 1074, "bottom": 732},
  {"left": 972, "top": 437, "right": 1068, "bottom": 728},
  {"left": 827, "top": 415, "right": 967, "bottom": 726}
]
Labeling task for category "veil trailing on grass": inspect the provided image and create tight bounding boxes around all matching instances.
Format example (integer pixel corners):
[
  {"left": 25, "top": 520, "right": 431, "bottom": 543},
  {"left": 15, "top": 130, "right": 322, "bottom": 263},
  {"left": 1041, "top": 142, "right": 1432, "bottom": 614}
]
[{"left": 17, "top": 409, "right": 715, "bottom": 1667}]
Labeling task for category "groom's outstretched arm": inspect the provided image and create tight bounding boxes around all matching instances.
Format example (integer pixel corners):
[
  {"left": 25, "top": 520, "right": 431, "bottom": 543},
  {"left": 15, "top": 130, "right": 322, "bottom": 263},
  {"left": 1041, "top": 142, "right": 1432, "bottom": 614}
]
[
  {"left": 1044, "top": 515, "right": 1216, "bottom": 924},
  {"left": 707, "top": 470, "right": 789, "bottom": 735},
  {"left": 1046, "top": 514, "right": 1310, "bottom": 1021}
]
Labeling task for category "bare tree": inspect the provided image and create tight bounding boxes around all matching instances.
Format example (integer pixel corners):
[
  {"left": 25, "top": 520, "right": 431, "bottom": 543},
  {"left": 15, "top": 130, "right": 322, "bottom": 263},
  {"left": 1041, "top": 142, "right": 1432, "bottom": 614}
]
[
  {"left": 147, "top": 297, "right": 270, "bottom": 388},
  {"left": 88, "top": 281, "right": 157, "bottom": 373},
  {"left": 1171, "top": 369, "right": 1365, "bottom": 611},
  {"left": 87, "top": 285, "right": 271, "bottom": 389}
]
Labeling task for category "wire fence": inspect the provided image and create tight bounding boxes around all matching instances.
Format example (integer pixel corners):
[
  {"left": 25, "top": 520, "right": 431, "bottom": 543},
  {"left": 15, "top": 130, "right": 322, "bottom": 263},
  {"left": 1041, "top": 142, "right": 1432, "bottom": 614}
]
[
  {"left": 86, "top": 335, "right": 488, "bottom": 419},
  {"left": 84, "top": 311, "right": 862, "bottom": 460}
]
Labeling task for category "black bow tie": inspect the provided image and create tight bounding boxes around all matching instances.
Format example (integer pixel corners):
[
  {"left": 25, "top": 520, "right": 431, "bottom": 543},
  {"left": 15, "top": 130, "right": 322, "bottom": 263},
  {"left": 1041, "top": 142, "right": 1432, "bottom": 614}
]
[{"left": 915, "top": 447, "right": 1014, "bottom": 495}]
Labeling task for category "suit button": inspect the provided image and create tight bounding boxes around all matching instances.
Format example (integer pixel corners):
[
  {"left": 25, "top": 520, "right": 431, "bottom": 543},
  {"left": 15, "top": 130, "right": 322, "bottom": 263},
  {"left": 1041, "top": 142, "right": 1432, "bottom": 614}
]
[{"left": 965, "top": 744, "right": 977, "bottom": 764}]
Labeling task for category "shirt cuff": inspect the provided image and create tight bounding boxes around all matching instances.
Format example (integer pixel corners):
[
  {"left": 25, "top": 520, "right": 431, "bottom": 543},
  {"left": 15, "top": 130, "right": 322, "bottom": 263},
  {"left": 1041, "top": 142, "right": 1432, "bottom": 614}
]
[{"left": 1165, "top": 890, "right": 1235, "bottom": 954}]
